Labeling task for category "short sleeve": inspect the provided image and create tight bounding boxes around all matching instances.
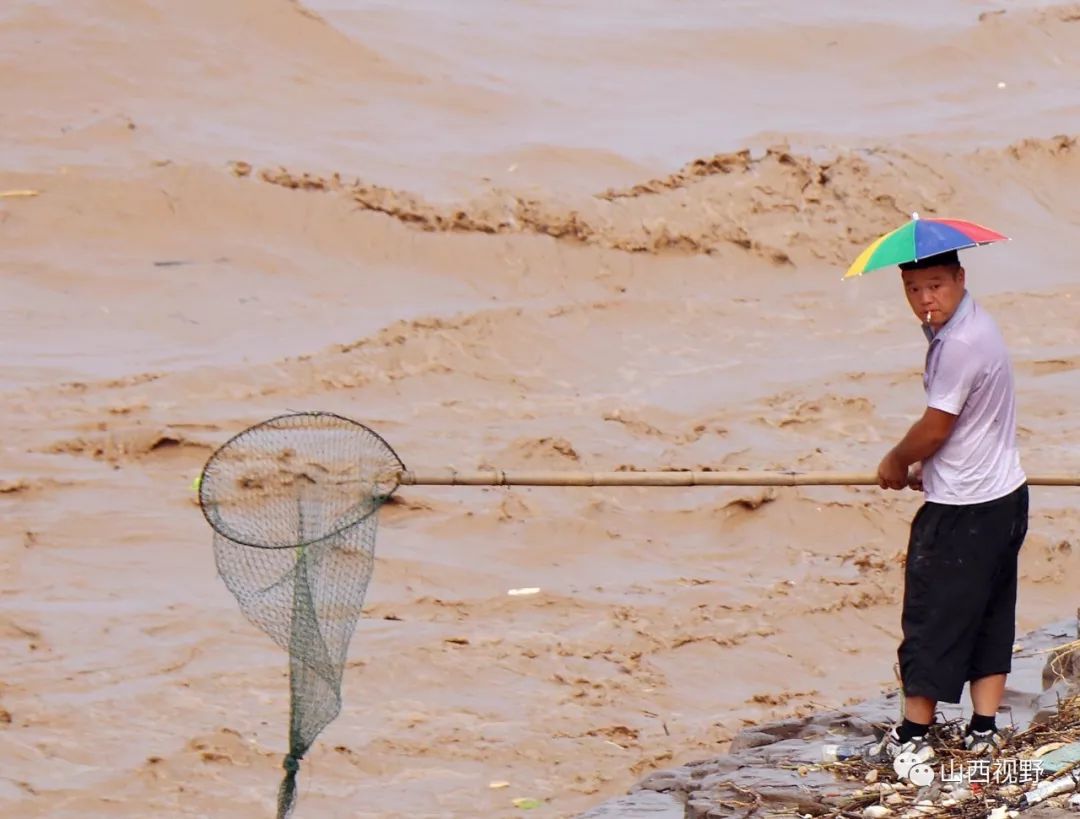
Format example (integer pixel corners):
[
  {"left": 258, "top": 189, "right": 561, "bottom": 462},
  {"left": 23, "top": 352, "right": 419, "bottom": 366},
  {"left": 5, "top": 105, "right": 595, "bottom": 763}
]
[{"left": 926, "top": 339, "right": 979, "bottom": 415}]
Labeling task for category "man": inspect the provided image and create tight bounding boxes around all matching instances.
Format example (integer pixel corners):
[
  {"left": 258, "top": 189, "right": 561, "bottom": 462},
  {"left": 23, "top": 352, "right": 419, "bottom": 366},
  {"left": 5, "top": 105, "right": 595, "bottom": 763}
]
[{"left": 868, "top": 249, "right": 1028, "bottom": 763}]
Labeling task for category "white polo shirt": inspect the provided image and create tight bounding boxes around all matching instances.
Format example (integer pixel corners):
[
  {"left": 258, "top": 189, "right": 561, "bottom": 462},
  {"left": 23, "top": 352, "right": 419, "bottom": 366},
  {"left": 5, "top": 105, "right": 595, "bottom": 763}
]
[{"left": 921, "top": 292, "right": 1026, "bottom": 505}]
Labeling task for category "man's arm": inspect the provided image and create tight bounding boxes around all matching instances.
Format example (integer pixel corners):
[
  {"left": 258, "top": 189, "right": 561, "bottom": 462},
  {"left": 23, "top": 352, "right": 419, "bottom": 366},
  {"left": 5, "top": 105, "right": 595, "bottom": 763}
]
[{"left": 877, "top": 407, "right": 958, "bottom": 489}]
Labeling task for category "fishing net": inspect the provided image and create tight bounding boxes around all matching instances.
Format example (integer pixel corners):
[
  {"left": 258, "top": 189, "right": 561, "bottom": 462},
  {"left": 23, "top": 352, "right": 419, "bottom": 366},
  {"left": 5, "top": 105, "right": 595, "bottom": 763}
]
[{"left": 199, "top": 412, "right": 404, "bottom": 818}]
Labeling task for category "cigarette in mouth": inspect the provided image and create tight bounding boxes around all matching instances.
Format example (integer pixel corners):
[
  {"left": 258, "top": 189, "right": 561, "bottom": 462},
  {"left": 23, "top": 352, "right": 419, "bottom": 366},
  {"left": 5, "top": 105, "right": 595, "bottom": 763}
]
[{"left": 926, "top": 311, "right": 931, "bottom": 323}]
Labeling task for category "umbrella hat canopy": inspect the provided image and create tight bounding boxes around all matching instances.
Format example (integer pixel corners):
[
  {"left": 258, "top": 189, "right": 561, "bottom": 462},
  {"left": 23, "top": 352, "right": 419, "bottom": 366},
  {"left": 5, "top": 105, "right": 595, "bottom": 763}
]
[{"left": 844, "top": 214, "right": 1008, "bottom": 278}]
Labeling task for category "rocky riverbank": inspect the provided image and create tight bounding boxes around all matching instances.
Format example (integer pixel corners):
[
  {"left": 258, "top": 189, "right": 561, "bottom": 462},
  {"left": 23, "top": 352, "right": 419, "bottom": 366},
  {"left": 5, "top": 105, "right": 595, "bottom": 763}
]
[{"left": 581, "top": 617, "right": 1080, "bottom": 818}]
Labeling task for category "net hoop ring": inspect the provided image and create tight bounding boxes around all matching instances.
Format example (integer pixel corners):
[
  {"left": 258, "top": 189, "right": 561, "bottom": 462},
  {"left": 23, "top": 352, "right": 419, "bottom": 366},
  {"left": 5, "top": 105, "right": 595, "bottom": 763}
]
[{"left": 198, "top": 411, "right": 405, "bottom": 550}]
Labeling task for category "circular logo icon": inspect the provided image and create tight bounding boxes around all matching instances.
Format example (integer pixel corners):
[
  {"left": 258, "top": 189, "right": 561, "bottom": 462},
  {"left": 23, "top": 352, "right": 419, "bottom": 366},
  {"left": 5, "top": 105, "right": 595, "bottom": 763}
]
[
  {"left": 893, "top": 751, "right": 920, "bottom": 779},
  {"left": 908, "top": 762, "right": 935, "bottom": 787}
]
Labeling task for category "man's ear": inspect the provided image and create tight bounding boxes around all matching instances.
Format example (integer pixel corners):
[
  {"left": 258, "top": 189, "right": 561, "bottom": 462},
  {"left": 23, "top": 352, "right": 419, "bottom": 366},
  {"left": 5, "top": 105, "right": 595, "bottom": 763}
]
[{"left": 955, "top": 266, "right": 966, "bottom": 285}]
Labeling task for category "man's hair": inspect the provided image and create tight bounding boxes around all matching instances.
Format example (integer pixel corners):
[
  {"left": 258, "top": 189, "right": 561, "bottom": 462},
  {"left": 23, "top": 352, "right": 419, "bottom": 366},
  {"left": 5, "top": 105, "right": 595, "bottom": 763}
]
[{"left": 899, "top": 250, "right": 961, "bottom": 271}]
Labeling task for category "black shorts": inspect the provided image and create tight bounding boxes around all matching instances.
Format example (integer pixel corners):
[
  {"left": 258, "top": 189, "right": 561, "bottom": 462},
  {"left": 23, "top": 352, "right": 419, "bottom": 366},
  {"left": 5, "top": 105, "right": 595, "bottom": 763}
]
[{"left": 898, "top": 483, "right": 1029, "bottom": 704}]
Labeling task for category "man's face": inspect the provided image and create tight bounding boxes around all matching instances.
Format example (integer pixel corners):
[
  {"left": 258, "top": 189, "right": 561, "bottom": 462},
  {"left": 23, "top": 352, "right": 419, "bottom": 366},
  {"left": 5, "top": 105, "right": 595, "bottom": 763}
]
[{"left": 901, "top": 265, "right": 966, "bottom": 329}]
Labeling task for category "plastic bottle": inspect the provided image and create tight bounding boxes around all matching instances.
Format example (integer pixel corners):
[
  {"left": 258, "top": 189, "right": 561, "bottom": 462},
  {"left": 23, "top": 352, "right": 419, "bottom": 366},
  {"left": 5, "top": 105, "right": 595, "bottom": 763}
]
[
  {"left": 1023, "top": 770, "right": 1079, "bottom": 806},
  {"left": 822, "top": 743, "right": 861, "bottom": 763}
]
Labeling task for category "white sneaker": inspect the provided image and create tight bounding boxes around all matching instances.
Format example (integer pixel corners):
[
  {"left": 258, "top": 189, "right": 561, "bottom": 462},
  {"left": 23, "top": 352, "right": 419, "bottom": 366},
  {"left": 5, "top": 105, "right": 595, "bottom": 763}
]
[
  {"left": 965, "top": 728, "right": 1007, "bottom": 755},
  {"left": 863, "top": 726, "right": 936, "bottom": 765}
]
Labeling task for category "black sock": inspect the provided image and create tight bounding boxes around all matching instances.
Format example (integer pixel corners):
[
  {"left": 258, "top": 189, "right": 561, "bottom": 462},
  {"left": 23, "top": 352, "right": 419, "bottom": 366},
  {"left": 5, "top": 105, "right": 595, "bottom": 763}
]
[
  {"left": 898, "top": 718, "right": 931, "bottom": 743},
  {"left": 969, "top": 713, "right": 997, "bottom": 734}
]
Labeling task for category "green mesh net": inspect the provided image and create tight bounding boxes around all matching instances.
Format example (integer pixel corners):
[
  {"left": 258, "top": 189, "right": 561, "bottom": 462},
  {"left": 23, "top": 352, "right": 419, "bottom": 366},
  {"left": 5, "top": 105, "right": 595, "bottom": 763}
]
[{"left": 199, "top": 412, "right": 404, "bottom": 818}]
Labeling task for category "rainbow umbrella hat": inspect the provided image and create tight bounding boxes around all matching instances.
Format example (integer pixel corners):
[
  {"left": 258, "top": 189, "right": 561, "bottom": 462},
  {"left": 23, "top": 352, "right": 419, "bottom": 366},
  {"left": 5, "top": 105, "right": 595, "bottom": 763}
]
[{"left": 843, "top": 213, "right": 1008, "bottom": 278}]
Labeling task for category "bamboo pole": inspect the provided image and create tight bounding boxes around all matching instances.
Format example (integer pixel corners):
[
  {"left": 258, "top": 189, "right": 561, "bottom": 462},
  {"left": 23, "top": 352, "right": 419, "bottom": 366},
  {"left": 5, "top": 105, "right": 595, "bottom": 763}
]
[{"left": 399, "top": 470, "right": 1080, "bottom": 487}]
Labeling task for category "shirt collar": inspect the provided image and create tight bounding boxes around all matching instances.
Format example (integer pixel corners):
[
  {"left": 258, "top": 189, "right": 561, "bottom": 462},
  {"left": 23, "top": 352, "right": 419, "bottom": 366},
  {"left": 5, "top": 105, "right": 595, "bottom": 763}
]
[{"left": 922, "top": 291, "right": 973, "bottom": 344}]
